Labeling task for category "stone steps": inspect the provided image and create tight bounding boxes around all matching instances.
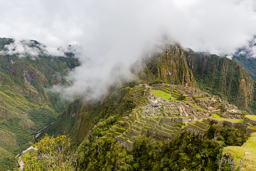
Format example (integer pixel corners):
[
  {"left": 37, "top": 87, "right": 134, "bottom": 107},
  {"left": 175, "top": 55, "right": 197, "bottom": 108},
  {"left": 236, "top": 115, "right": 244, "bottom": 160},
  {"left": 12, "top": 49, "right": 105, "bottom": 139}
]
[
  {"left": 202, "top": 118, "right": 210, "bottom": 125},
  {"left": 112, "top": 125, "right": 126, "bottom": 133},
  {"left": 195, "top": 121, "right": 210, "bottom": 130},
  {"left": 134, "top": 121, "right": 144, "bottom": 127},
  {"left": 113, "top": 132, "right": 122, "bottom": 136},
  {"left": 247, "top": 126, "right": 256, "bottom": 135},
  {"left": 156, "top": 125, "right": 177, "bottom": 134},
  {"left": 116, "top": 135, "right": 128, "bottom": 143},
  {"left": 130, "top": 128, "right": 140, "bottom": 136},
  {"left": 132, "top": 125, "right": 141, "bottom": 132},
  {"left": 161, "top": 121, "right": 180, "bottom": 128},
  {"left": 144, "top": 118, "right": 158, "bottom": 124},
  {"left": 144, "top": 123, "right": 154, "bottom": 129},
  {"left": 160, "top": 122, "right": 180, "bottom": 131},
  {"left": 106, "top": 133, "right": 113, "bottom": 138},
  {"left": 155, "top": 127, "right": 175, "bottom": 138},
  {"left": 186, "top": 122, "right": 207, "bottom": 134}
]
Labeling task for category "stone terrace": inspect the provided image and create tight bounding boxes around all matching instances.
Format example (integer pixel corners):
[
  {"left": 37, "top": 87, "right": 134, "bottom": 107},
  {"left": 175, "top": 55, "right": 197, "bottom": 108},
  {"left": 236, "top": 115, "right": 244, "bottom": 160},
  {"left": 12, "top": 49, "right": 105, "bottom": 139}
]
[{"left": 104, "top": 83, "right": 247, "bottom": 150}]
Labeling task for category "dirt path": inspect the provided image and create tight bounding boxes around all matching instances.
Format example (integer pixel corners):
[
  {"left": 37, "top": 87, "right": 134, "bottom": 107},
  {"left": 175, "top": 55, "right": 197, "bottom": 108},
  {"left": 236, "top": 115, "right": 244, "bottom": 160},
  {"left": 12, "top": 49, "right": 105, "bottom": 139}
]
[
  {"left": 18, "top": 146, "right": 37, "bottom": 170},
  {"left": 17, "top": 122, "right": 53, "bottom": 170}
]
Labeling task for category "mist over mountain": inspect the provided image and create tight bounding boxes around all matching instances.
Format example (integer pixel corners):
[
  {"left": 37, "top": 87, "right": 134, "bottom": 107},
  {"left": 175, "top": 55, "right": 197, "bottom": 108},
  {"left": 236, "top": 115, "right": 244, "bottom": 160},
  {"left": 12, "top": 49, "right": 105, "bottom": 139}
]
[
  {"left": 1, "top": 0, "right": 256, "bottom": 170},
  {"left": 1, "top": 0, "right": 256, "bottom": 101},
  {"left": 0, "top": 38, "right": 80, "bottom": 170}
]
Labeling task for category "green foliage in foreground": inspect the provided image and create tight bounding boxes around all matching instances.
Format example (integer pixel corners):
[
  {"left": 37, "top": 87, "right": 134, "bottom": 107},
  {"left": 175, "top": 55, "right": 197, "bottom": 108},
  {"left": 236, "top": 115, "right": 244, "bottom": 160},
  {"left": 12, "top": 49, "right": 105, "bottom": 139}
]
[
  {"left": 23, "top": 135, "right": 76, "bottom": 171},
  {"left": 74, "top": 114, "right": 248, "bottom": 171}
]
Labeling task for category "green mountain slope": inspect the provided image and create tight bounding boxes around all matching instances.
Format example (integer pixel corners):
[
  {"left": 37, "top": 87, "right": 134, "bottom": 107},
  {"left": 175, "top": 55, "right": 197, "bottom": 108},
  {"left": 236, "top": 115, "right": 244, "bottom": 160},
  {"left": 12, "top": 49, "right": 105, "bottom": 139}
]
[
  {"left": 40, "top": 43, "right": 256, "bottom": 170},
  {"left": 232, "top": 55, "right": 256, "bottom": 81},
  {"left": 45, "top": 82, "right": 249, "bottom": 170},
  {"left": 185, "top": 51, "right": 255, "bottom": 112},
  {"left": 0, "top": 38, "right": 79, "bottom": 170}
]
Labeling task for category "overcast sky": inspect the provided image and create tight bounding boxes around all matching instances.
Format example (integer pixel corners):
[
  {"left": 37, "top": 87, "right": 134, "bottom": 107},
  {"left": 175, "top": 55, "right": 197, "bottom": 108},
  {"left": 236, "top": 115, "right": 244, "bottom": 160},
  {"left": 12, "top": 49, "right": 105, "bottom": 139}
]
[{"left": 1, "top": 0, "right": 256, "bottom": 100}]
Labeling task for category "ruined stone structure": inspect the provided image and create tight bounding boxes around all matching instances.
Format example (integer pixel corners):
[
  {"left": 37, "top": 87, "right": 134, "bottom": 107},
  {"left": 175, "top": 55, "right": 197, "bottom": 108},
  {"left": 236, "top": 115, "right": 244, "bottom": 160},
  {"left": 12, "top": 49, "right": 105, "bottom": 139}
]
[{"left": 103, "top": 84, "right": 247, "bottom": 150}]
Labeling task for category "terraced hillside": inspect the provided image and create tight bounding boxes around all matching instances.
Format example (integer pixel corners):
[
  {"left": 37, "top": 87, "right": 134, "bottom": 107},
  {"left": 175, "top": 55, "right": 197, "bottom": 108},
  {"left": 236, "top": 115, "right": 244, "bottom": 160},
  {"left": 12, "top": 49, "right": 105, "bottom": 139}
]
[
  {"left": 97, "top": 83, "right": 246, "bottom": 151},
  {"left": 132, "top": 44, "right": 256, "bottom": 113}
]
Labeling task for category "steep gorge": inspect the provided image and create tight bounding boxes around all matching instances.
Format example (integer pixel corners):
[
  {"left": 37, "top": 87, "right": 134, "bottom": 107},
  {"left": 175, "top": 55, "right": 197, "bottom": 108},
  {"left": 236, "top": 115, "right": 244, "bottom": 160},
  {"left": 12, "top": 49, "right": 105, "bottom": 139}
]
[{"left": 0, "top": 38, "right": 79, "bottom": 170}]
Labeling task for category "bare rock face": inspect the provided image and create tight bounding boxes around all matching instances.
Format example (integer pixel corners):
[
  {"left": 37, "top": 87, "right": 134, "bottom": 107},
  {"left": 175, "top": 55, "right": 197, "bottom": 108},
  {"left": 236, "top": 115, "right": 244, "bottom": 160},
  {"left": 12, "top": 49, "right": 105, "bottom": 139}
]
[
  {"left": 133, "top": 44, "right": 197, "bottom": 87},
  {"left": 218, "top": 154, "right": 236, "bottom": 171},
  {"left": 23, "top": 70, "right": 32, "bottom": 85}
]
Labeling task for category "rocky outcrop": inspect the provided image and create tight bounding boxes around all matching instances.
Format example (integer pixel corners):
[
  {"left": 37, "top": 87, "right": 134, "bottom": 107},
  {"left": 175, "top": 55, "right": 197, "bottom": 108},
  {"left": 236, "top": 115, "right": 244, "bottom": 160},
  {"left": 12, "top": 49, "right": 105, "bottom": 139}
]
[
  {"left": 208, "top": 118, "right": 244, "bottom": 129},
  {"left": 134, "top": 44, "right": 197, "bottom": 87},
  {"left": 186, "top": 122, "right": 207, "bottom": 134},
  {"left": 219, "top": 132, "right": 256, "bottom": 170},
  {"left": 244, "top": 116, "right": 256, "bottom": 126},
  {"left": 218, "top": 153, "right": 237, "bottom": 171},
  {"left": 246, "top": 126, "right": 256, "bottom": 135}
]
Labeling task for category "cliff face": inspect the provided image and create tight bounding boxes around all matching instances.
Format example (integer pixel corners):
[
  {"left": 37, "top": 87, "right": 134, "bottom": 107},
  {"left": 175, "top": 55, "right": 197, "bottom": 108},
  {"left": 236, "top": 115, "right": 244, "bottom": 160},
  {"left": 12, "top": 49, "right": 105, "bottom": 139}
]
[
  {"left": 136, "top": 44, "right": 196, "bottom": 87},
  {"left": 232, "top": 52, "right": 256, "bottom": 81},
  {"left": 186, "top": 50, "right": 254, "bottom": 109}
]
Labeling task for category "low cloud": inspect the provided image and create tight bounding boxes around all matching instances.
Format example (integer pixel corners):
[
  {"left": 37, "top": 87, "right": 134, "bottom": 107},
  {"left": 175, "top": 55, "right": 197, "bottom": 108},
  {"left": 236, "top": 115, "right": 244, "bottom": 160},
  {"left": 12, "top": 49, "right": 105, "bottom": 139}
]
[
  {"left": 1, "top": 0, "right": 256, "bottom": 100},
  {"left": 0, "top": 39, "right": 67, "bottom": 57}
]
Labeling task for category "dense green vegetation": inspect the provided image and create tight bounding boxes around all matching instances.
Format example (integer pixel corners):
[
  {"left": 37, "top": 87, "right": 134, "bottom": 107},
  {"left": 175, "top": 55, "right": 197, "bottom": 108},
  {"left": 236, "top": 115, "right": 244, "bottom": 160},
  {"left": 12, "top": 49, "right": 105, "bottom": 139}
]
[
  {"left": 45, "top": 83, "right": 150, "bottom": 147},
  {"left": 186, "top": 51, "right": 255, "bottom": 113},
  {"left": 3, "top": 40, "right": 256, "bottom": 170},
  {"left": 233, "top": 55, "right": 256, "bottom": 81},
  {"left": 0, "top": 38, "right": 80, "bottom": 170},
  {"left": 76, "top": 122, "right": 247, "bottom": 170},
  {"left": 26, "top": 116, "right": 248, "bottom": 171},
  {"left": 39, "top": 43, "right": 256, "bottom": 171},
  {"left": 23, "top": 135, "right": 76, "bottom": 171}
]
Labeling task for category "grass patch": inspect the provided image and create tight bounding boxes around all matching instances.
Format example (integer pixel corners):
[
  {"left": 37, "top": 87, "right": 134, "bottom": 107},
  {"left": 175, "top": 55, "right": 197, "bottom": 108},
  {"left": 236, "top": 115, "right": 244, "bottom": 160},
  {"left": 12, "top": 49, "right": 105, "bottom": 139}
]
[
  {"left": 240, "top": 154, "right": 256, "bottom": 171},
  {"left": 248, "top": 126, "right": 256, "bottom": 130},
  {"left": 191, "top": 104, "right": 205, "bottom": 111},
  {"left": 223, "top": 133, "right": 256, "bottom": 169},
  {"left": 245, "top": 115, "right": 256, "bottom": 121},
  {"left": 152, "top": 90, "right": 176, "bottom": 100},
  {"left": 212, "top": 114, "right": 222, "bottom": 118},
  {"left": 210, "top": 117, "right": 243, "bottom": 123}
]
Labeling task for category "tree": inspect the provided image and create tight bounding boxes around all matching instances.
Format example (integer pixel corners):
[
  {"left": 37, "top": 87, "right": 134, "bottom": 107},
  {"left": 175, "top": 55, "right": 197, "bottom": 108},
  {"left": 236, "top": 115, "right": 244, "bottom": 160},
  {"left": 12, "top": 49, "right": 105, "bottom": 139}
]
[{"left": 23, "top": 135, "right": 76, "bottom": 171}]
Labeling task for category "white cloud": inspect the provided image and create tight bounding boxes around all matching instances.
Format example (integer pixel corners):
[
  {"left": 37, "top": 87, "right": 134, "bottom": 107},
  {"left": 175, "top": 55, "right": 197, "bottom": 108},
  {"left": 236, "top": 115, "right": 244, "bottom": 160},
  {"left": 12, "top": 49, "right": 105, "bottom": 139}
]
[
  {"left": 1, "top": 0, "right": 256, "bottom": 99},
  {"left": 0, "top": 39, "right": 66, "bottom": 57}
]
